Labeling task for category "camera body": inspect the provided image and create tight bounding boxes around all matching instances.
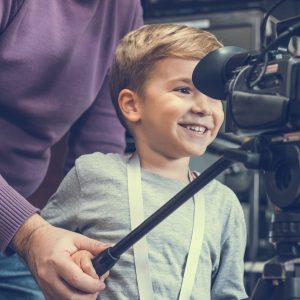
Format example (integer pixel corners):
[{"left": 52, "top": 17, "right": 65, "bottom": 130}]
[
  {"left": 225, "top": 51, "right": 300, "bottom": 136},
  {"left": 192, "top": 12, "right": 300, "bottom": 138},
  {"left": 192, "top": 46, "right": 300, "bottom": 137}
]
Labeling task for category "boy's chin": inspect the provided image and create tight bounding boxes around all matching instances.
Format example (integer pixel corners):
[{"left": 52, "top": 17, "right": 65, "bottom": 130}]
[{"left": 189, "top": 146, "right": 208, "bottom": 157}]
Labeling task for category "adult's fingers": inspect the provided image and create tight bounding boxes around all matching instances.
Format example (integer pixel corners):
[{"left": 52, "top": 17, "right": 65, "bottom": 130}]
[
  {"left": 44, "top": 275, "right": 100, "bottom": 300},
  {"left": 17, "top": 221, "right": 108, "bottom": 299},
  {"left": 53, "top": 255, "right": 105, "bottom": 294},
  {"left": 80, "top": 251, "right": 99, "bottom": 279},
  {"left": 100, "top": 271, "right": 110, "bottom": 281},
  {"left": 73, "top": 233, "right": 109, "bottom": 256}
]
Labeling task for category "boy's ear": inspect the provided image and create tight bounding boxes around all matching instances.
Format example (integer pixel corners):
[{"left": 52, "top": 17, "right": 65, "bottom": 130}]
[{"left": 118, "top": 89, "right": 141, "bottom": 123}]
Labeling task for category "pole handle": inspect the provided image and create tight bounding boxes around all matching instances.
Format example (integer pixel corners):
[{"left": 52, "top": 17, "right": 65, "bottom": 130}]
[{"left": 92, "top": 247, "right": 119, "bottom": 276}]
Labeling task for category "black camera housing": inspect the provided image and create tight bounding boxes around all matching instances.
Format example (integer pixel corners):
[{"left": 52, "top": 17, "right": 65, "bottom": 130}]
[
  {"left": 226, "top": 52, "right": 300, "bottom": 135},
  {"left": 192, "top": 16, "right": 300, "bottom": 137}
]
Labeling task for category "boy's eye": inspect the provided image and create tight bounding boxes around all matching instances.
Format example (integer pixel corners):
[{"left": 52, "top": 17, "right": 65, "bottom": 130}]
[{"left": 175, "top": 87, "right": 191, "bottom": 94}]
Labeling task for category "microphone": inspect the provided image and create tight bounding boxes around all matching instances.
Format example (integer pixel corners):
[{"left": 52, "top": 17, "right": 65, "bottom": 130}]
[{"left": 192, "top": 46, "right": 248, "bottom": 100}]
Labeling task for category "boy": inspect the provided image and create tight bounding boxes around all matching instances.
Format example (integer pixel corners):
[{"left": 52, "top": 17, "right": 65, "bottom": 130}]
[{"left": 41, "top": 24, "right": 247, "bottom": 299}]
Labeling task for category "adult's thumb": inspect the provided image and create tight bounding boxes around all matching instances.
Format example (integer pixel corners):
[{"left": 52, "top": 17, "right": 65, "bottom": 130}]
[{"left": 74, "top": 233, "right": 108, "bottom": 256}]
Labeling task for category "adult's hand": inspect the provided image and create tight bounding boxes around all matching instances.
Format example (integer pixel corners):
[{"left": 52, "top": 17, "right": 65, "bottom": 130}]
[{"left": 11, "top": 213, "right": 108, "bottom": 300}]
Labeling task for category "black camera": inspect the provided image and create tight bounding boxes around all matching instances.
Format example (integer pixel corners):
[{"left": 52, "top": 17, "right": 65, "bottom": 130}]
[
  {"left": 192, "top": 15, "right": 300, "bottom": 211},
  {"left": 192, "top": 16, "right": 300, "bottom": 137}
]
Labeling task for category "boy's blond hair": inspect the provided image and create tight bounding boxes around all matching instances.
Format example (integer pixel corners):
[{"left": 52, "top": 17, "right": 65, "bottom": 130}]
[{"left": 110, "top": 23, "right": 223, "bottom": 128}]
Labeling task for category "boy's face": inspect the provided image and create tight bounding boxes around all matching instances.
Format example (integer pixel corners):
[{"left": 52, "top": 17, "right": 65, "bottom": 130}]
[{"left": 135, "top": 57, "right": 224, "bottom": 159}]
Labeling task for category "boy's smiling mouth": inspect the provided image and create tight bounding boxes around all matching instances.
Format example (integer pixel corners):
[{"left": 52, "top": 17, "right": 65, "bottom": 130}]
[{"left": 178, "top": 123, "right": 209, "bottom": 134}]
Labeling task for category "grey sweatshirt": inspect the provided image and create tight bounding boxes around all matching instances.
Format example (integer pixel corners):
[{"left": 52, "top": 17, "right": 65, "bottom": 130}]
[{"left": 42, "top": 152, "right": 248, "bottom": 299}]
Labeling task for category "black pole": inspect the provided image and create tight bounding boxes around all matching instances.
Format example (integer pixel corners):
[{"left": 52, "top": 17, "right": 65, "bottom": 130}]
[{"left": 92, "top": 156, "right": 233, "bottom": 276}]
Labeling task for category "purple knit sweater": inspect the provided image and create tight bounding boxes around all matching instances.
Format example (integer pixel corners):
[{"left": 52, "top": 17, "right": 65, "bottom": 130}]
[{"left": 0, "top": 0, "right": 143, "bottom": 250}]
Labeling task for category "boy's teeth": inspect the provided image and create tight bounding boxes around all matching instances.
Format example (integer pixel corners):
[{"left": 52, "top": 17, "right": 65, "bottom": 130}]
[{"left": 186, "top": 125, "right": 206, "bottom": 133}]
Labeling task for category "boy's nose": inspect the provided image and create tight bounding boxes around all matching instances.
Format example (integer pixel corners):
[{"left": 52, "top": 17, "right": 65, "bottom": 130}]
[{"left": 191, "top": 93, "right": 212, "bottom": 116}]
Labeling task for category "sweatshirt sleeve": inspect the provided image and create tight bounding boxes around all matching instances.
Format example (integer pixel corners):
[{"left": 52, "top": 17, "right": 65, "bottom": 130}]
[
  {"left": 0, "top": 0, "right": 39, "bottom": 251},
  {"left": 0, "top": 175, "right": 39, "bottom": 251},
  {"left": 211, "top": 193, "right": 248, "bottom": 300},
  {"left": 40, "top": 166, "right": 81, "bottom": 232},
  {"left": 64, "top": 0, "right": 144, "bottom": 172}
]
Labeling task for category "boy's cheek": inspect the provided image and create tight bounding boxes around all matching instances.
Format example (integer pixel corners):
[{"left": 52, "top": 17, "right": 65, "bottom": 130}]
[
  {"left": 220, "top": 112, "right": 225, "bottom": 126},
  {"left": 215, "top": 110, "right": 225, "bottom": 128}
]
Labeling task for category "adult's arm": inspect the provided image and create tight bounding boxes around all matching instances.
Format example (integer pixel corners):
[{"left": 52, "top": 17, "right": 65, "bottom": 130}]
[
  {"left": 0, "top": 175, "right": 38, "bottom": 251},
  {"left": 11, "top": 213, "right": 109, "bottom": 300},
  {"left": 0, "top": 174, "right": 108, "bottom": 299},
  {"left": 0, "top": 1, "right": 143, "bottom": 298},
  {"left": 0, "top": 0, "right": 39, "bottom": 252}
]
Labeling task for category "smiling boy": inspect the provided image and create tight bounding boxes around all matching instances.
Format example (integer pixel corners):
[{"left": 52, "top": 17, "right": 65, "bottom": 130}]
[
  {"left": 40, "top": 24, "right": 247, "bottom": 299},
  {"left": 119, "top": 57, "right": 223, "bottom": 180}
]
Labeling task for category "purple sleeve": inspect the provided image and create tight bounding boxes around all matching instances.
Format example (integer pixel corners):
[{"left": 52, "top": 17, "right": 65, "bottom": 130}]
[
  {"left": 65, "top": 1, "right": 144, "bottom": 171},
  {"left": 0, "top": 175, "right": 39, "bottom": 251},
  {"left": 0, "top": 0, "right": 39, "bottom": 251}
]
